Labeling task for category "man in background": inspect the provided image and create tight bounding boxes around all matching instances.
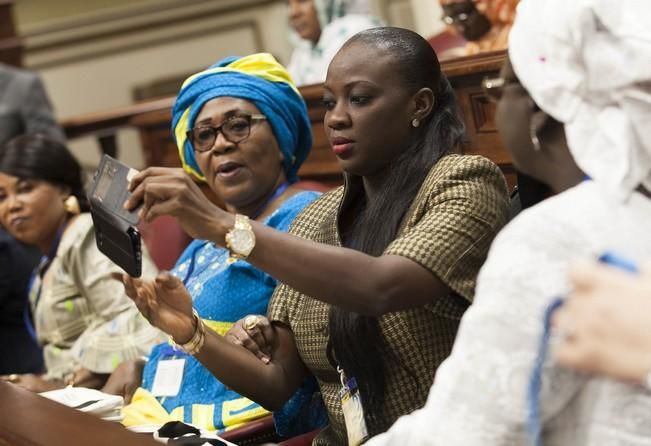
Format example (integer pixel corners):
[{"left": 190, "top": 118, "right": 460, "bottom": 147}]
[{"left": 0, "top": 62, "right": 65, "bottom": 144}]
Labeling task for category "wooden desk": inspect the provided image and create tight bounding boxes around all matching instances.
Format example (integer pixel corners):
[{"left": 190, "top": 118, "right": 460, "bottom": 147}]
[{"left": 0, "top": 382, "right": 161, "bottom": 446}]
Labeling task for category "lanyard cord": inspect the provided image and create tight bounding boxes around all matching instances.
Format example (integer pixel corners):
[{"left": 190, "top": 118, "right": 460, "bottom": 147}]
[
  {"left": 23, "top": 221, "right": 68, "bottom": 343},
  {"left": 527, "top": 252, "right": 639, "bottom": 446},
  {"left": 250, "top": 181, "right": 290, "bottom": 220}
]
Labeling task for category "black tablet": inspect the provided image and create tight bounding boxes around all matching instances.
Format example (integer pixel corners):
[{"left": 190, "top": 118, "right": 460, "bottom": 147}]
[{"left": 88, "top": 155, "right": 143, "bottom": 277}]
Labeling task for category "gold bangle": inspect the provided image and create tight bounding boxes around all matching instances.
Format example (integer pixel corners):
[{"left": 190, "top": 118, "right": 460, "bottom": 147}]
[{"left": 175, "top": 309, "right": 206, "bottom": 355}]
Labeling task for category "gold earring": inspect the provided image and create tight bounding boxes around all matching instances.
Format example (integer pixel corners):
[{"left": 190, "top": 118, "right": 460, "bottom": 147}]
[
  {"left": 411, "top": 118, "right": 420, "bottom": 128},
  {"left": 64, "top": 195, "right": 81, "bottom": 215}
]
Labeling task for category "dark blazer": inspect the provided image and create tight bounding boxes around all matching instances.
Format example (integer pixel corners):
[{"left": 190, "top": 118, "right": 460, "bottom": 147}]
[
  {"left": 0, "top": 228, "right": 43, "bottom": 374},
  {"left": 0, "top": 63, "right": 65, "bottom": 145}
]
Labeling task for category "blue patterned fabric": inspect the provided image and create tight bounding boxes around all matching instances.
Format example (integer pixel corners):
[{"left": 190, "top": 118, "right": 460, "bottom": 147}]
[{"left": 141, "top": 191, "right": 324, "bottom": 432}]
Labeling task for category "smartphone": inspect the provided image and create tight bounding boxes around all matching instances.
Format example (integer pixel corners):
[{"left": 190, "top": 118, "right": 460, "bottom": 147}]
[{"left": 88, "top": 155, "right": 143, "bottom": 277}]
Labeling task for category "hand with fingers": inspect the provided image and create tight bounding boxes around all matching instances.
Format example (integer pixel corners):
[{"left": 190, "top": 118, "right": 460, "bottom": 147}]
[
  {"left": 0, "top": 373, "right": 63, "bottom": 392},
  {"left": 552, "top": 261, "right": 651, "bottom": 385},
  {"left": 114, "top": 271, "right": 196, "bottom": 345},
  {"left": 225, "top": 315, "right": 275, "bottom": 364},
  {"left": 102, "top": 359, "right": 146, "bottom": 404},
  {"left": 124, "top": 167, "right": 232, "bottom": 242}
]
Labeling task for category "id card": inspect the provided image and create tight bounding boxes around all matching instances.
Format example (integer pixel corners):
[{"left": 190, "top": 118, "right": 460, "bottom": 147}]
[
  {"left": 339, "top": 377, "right": 369, "bottom": 446},
  {"left": 150, "top": 358, "right": 186, "bottom": 397}
]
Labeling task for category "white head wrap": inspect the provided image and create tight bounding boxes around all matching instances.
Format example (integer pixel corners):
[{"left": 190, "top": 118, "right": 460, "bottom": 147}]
[
  {"left": 289, "top": 0, "right": 374, "bottom": 48},
  {"left": 509, "top": 0, "right": 651, "bottom": 199}
]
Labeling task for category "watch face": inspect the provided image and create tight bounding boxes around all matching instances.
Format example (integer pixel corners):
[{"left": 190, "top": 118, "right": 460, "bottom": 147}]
[{"left": 230, "top": 228, "right": 256, "bottom": 255}]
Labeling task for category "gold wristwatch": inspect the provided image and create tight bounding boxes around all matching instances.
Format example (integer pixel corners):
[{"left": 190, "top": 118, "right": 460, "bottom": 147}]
[{"left": 225, "top": 214, "right": 256, "bottom": 262}]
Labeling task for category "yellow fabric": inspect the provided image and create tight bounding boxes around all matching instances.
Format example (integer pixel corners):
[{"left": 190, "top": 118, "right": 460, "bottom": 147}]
[
  {"left": 122, "top": 387, "right": 180, "bottom": 427},
  {"left": 174, "top": 107, "right": 200, "bottom": 180},
  {"left": 191, "top": 404, "right": 216, "bottom": 431},
  {"left": 181, "top": 53, "right": 299, "bottom": 94},
  {"left": 202, "top": 319, "right": 234, "bottom": 336},
  {"left": 122, "top": 389, "right": 270, "bottom": 431},
  {"left": 221, "top": 397, "right": 270, "bottom": 430},
  {"left": 122, "top": 318, "right": 264, "bottom": 431}
]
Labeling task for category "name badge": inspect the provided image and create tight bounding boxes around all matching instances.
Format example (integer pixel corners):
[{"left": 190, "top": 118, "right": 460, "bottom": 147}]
[
  {"left": 151, "top": 358, "right": 186, "bottom": 397},
  {"left": 338, "top": 369, "right": 369, "bottom": 446}
]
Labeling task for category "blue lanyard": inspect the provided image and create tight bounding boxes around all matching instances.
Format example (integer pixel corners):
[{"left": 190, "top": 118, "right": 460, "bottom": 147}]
[
  {"left": 23, "top": 223, "right": 67, "bottom": 343},
  {"left": 250, "top": 181, "right": 290, "bottom": 220},
  {"left": 527, "top": 252, "right": 639, "bottom": 446}
]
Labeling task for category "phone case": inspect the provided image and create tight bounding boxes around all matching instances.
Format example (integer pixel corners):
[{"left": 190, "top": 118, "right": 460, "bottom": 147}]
[{"left": 88, "top": 155, "right": 143, "bottom": 277}]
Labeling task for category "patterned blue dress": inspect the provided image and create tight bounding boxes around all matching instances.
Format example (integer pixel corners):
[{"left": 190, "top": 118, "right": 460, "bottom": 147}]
[{"left": 140, "top": 191, "right": 325, "bottom": 433}]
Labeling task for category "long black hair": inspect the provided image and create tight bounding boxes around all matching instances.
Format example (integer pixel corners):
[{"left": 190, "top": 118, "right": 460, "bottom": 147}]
[
  {"left": 326, "top": 27, "right": 465, "bottom": 433},
  {"left": 0, "top": 134, "right": 90, "bottom": 212}
]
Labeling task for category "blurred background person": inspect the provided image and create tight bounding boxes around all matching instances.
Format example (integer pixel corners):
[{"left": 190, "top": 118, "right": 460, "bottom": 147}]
[
  {"left": 439, "top": 0, "right": 518, "bottom": 55},
  {"left": 0, "top": 134, "right": 163, "bottom": 392},
  {"left": 0, "top": 63, "right": 65, "bottom": 145},
  {"left": 0, "top": 60, "right": 65, "bottom": 377},
  {"left": 287, "top": 0, "right": 383, "bottom": 85},
  {"left": 0, "top": 222, "right": 42, "bottom": 375}
]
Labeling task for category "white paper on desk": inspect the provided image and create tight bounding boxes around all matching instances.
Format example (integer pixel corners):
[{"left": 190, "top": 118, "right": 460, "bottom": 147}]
[{"left": 39, "top": 387, "right": 124, "bottom": 421}]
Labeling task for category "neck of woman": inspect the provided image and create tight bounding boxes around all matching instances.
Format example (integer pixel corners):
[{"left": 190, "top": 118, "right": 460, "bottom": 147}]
[
  {"left": 361, "top": 165, "right": 391, "bottom": 204},
  {"left": 38, "top": 214, "right": 71, "bottom": 257},
  {"left": 227, "top": 174, "right": 291, "bottom": 221}
]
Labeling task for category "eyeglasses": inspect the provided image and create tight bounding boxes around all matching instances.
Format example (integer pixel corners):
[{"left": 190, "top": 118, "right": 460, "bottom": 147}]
[
  {"left": 482, "top": 76, "right": 505, "bottom": 103},
  {"left": 442, "top": 12, "right": 469, "bottom": 25},
  {"left": 186, "top": 114, "right": 267, "bottom": 152}
]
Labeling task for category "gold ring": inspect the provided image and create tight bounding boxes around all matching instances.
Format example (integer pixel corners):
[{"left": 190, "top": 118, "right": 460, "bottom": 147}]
[
  {"left": 244, "top": 315, "right": 259, "bottom": 331},
  {"left": 3, "top": 374, "right": 19, "bottom": 383}
]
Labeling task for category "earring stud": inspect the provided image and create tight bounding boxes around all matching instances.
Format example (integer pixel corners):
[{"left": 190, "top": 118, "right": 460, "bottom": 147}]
[
  {"left": 530, "top": 123, "right": 541, "bottom": 151},
  {"left": 411, "top": 118, "right": 420, "bottom": 128}
]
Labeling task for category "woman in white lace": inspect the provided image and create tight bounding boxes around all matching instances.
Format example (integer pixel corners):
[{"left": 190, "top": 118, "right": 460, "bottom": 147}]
[
  {"left": 366, "top": 0, "right": 651, "bottom": 445},
  {"left": 287, "top": 0, "right": 383, "bottom": 86}
]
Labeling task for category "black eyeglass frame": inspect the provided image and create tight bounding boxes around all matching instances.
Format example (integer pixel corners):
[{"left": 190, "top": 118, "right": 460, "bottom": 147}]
[{"left": 186, "top": 113, "right": 267, "bottom": 152}]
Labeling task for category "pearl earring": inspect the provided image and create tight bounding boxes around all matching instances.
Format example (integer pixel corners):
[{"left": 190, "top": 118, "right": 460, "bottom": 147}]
[
  {"left": 530, "top": 122, "right": 541, "bottom": 151},
  {"left": 64, "top": 195, "right": 81, "bottom": 215},
  {"left": 411, "top": 118, "right": 420, "bottom": 128}
]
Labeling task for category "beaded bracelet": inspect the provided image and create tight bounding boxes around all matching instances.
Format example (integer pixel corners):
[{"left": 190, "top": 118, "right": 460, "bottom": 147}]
[{"left": 175, "top": 309, "right": 206, "bottom": 355}]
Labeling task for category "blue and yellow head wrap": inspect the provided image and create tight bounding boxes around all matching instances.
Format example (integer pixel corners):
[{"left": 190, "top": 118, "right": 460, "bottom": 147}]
[{"left": 172, "top": 53, "right": 312, "bottom": 183}]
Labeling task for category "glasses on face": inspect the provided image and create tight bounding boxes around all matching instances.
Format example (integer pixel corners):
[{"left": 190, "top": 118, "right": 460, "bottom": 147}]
[
  {"left": 187, "top": 114, "right": 267, "bottom": 152},
  {"left": 442, "top": 12, "right": 469, "bottom": 24},
  {"left": 482, "top": 76, "right": 505, "bottom": 103}
]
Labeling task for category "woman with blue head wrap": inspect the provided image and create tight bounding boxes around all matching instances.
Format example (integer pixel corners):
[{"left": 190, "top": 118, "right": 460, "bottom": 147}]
[
  {"left": 173, "top": 53, "right": 312, "bottom": 185},
  {"left": 107, "top": 53, "right": 324, "bottom": 435}
]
